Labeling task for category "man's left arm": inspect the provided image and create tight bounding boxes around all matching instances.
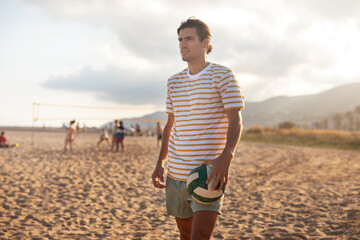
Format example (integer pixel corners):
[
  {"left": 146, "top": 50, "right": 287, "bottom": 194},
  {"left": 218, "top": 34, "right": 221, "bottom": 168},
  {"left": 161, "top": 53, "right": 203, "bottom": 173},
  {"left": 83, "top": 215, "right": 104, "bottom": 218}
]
[{"left": 206, "top": 108, "right": 243, "bottom": 191}]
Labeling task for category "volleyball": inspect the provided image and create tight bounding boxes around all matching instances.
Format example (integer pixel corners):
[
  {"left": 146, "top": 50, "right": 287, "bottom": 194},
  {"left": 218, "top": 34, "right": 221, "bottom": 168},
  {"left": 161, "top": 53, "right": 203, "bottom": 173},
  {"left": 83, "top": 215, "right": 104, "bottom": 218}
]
[{"left": 186, "top": 164, "right": 225, "bottom": 204}]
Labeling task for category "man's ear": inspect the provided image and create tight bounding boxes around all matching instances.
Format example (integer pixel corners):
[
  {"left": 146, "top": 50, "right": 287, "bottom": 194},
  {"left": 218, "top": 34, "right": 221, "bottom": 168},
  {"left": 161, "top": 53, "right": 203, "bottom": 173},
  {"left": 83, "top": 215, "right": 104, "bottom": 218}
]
[{"left": 203, "top": 38, "right": 210, "bottom": 51}]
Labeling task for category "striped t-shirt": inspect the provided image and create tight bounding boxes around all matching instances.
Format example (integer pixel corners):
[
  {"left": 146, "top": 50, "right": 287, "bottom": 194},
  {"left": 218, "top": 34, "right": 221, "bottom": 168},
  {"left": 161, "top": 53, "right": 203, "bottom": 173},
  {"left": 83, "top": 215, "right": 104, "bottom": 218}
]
[{"left": 166, "top": 63, "right": 245, "bottom": 181}]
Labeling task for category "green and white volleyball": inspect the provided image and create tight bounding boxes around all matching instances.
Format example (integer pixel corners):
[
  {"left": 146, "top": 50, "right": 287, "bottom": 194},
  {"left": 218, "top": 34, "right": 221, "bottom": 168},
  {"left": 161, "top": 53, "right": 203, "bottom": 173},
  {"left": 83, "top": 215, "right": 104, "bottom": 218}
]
[{"left": 186, "top": 165, "right": 226, "bottom": 204}]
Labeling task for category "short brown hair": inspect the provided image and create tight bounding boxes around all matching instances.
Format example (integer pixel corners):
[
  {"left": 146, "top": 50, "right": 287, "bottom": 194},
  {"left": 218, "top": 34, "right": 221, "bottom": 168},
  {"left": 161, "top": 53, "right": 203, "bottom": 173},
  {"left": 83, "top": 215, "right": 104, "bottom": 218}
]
[{"left": 177, "top": 17, "right": 213, "bottom": 54}]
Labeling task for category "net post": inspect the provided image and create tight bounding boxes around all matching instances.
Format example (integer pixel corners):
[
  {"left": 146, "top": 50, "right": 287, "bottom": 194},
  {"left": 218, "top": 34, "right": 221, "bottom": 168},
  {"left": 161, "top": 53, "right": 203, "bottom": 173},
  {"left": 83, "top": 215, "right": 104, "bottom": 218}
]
[{"left": 32, "top": 103, "right": 35, "bottom": 146}]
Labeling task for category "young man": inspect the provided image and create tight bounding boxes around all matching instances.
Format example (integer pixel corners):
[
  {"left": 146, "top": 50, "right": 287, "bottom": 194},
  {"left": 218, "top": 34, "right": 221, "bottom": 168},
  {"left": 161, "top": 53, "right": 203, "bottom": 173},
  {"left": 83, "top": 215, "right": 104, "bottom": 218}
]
[{"left": 152, "top": 18, "right": 244, "bottom": 239}]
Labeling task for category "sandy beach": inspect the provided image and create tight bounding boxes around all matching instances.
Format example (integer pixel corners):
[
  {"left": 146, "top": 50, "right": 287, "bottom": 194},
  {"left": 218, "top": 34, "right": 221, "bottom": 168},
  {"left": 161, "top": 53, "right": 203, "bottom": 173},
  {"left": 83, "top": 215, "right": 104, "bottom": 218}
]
[{"left": 0, "top": 129, "right": 359, "bottom": 239}]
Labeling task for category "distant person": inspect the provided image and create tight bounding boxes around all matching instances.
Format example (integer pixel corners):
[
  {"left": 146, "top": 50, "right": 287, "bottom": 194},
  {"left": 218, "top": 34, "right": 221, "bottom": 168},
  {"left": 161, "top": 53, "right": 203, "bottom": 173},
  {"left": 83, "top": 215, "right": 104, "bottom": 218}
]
[
  {"left": 111, "top": 119, "right": 119, "bottom": 151},
  {"left": 156, "top": 122, "right": 163, "bottom": 148},
  {"left": 147, "top": 130, "right": 152, "bottom": 137},
  {"left": 109, "top": 123, "right": 114, "bottom": 135},
  {"left": 130, "top": 125, "right": 136, "bottom": 136},
  {"left": 108, "top": 125, "right": 113, "bottom": 137},
  {"left": 0, "top": 132, "right": 19, "bottom": 148},
  {"left": 76, "top": 123, "right": 80, "bottom": 133},
  {"left": 151, "top": 18, "right": 244, "bottom": 239},
  {"left": 83, "top": 124, "right": 88, "bottom": 133},
  {"left": 64, "top": 120, "right": 76, "bottom": 153},
  {"left": 97, "top": 128, "right": 111, "bottom": 148},
  {"left": 135, "top": 123, "right": 141, "bottom": 136},
  {"left": 115, "top": 121, "right": 125, "bottom": 152},
  {"left": 0, "top": 131, "right": 7, "bottom": 147}
]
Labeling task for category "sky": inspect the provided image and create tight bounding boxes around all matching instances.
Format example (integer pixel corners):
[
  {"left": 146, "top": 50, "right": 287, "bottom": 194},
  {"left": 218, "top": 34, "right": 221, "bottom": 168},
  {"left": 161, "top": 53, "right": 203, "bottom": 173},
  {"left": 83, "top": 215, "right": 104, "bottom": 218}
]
[{"left": 1, "top": 0, "right": 360, "bottom": 127}]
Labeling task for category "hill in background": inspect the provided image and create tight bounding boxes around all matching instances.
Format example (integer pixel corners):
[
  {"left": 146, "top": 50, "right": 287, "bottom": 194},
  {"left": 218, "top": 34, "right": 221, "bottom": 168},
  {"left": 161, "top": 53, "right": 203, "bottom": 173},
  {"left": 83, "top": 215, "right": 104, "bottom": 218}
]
[
  {"left": 104, "top": 82, "right": 360, "bottom": 130},
  {"left": 244, "top": 82, "right": 360, "bottom": 127}
]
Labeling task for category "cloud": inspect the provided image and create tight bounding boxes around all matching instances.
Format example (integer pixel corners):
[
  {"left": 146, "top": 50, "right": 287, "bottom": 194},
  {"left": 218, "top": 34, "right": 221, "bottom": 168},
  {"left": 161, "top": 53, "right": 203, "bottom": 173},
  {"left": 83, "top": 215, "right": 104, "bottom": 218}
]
[
  {"left": 42, "top": 66, "right": 168, "bottom": 105},
  {"left": 25, "top": 0, "right": 181, "bottom": 61},
  {"left": 28, "top": 0, "right": 360, "bottom": 103},
  {"left": 212, "top": 28, "right": 309, "bottom": 77},
  {"left": 114, "top": 17, "right": 179, "bottom": 61},
  {"left": 285, "top": 0, "right": 360, "bottom": 22},
  {"left": 25, "top": 0, "right": 353, "bottom": 71}
]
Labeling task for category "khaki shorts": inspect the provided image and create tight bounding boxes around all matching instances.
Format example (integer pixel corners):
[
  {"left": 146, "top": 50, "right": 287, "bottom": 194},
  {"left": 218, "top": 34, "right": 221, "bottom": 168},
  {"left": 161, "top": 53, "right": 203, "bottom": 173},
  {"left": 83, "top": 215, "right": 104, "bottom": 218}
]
[{"left": 166, "top": 176, "right": 224, "bottom": 219}]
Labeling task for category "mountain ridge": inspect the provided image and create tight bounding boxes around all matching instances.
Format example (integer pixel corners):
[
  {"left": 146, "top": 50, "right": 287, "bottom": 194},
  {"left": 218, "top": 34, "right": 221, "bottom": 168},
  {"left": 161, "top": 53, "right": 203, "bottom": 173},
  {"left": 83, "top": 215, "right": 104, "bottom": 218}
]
[
  {"left": 243, "top": 82, "right": 360, "bottom": 126},
  {"left": 121, "top": 82, "right": 360, "bottom": 129}
]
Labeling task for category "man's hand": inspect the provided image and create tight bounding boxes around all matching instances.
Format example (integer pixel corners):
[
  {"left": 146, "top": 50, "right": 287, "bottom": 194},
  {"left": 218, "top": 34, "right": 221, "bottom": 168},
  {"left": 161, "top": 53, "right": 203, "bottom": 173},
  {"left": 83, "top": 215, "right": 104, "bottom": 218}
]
[
  {"left": 206, "top": 149, "right": 233, "bottom": 191},
  {"left": 206, "top": 109, "right": 242, "bottom": 191},
  {"left": 152, "top": 164, "right": 166, "bottom": 188},
  {"left": 151, "top": 114, "right": 174, "bottom": 189}
]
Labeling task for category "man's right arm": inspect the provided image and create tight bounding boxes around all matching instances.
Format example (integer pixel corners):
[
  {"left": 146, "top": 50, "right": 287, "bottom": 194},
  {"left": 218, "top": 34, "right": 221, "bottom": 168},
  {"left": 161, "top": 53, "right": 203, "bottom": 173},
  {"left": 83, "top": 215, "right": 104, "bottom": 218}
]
[{"left": 152, "top": 114, "right": 175, "bottom": 188}]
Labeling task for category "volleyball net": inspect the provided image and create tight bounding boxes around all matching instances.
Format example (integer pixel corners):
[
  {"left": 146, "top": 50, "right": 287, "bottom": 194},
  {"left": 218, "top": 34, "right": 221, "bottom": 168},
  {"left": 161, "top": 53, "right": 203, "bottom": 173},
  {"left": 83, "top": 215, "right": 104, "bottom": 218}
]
[{"left": 32, "top": 102, "right": 167, "bottom": 127}]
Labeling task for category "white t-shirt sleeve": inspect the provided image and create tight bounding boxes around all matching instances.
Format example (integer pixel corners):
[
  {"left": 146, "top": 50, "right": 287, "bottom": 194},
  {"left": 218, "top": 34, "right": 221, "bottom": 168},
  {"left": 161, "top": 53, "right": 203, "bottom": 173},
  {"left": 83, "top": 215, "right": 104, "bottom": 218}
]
[
  {"left": 166, "top": 82, "right": 174, "bottom": 114},
  {"left": 217, "top": 70, "right": 245, "bottom": 111}
]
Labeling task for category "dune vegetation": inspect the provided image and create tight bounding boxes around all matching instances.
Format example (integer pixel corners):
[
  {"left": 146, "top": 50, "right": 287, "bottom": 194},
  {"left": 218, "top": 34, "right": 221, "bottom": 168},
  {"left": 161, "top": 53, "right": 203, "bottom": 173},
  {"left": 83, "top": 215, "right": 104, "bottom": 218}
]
[{"left": 243, "top": 123, "right": 360, "bottom": 151}]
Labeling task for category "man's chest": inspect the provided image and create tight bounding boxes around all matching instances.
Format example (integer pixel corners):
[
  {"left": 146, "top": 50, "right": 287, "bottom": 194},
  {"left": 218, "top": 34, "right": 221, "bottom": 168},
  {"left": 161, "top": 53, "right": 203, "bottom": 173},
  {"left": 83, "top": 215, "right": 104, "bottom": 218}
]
[{"left": 170, "top": 78, "right": 223, "bottom": 113}]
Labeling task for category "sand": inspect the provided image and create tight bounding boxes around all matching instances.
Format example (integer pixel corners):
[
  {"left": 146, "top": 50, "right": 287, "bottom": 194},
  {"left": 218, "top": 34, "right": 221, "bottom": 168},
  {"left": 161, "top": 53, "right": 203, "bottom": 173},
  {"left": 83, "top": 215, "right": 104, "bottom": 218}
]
[{"left": 0, "top": 129, "right": 359, "bottom": 239}]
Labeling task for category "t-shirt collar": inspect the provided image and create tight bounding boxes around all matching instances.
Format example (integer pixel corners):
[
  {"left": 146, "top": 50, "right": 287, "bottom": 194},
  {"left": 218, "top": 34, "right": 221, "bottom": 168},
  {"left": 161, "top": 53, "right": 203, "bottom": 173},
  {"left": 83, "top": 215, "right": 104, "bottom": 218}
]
[{"left": 187, "top": 63, "right": 212, "bottom": 80}]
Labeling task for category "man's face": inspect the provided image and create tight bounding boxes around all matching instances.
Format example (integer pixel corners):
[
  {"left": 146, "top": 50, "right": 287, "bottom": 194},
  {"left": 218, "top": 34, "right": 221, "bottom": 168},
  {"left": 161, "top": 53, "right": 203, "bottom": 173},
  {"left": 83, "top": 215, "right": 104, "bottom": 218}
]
[{"left": 178, "top": 27, "right": 207, "bottom": 62}]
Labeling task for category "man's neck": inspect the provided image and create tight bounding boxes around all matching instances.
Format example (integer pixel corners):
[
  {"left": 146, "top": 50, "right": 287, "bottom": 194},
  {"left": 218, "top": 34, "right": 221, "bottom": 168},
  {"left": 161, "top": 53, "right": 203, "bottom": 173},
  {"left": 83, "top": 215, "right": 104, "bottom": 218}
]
[{"left": 188, "top": 57, "right": 210, "bottom": 75}]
